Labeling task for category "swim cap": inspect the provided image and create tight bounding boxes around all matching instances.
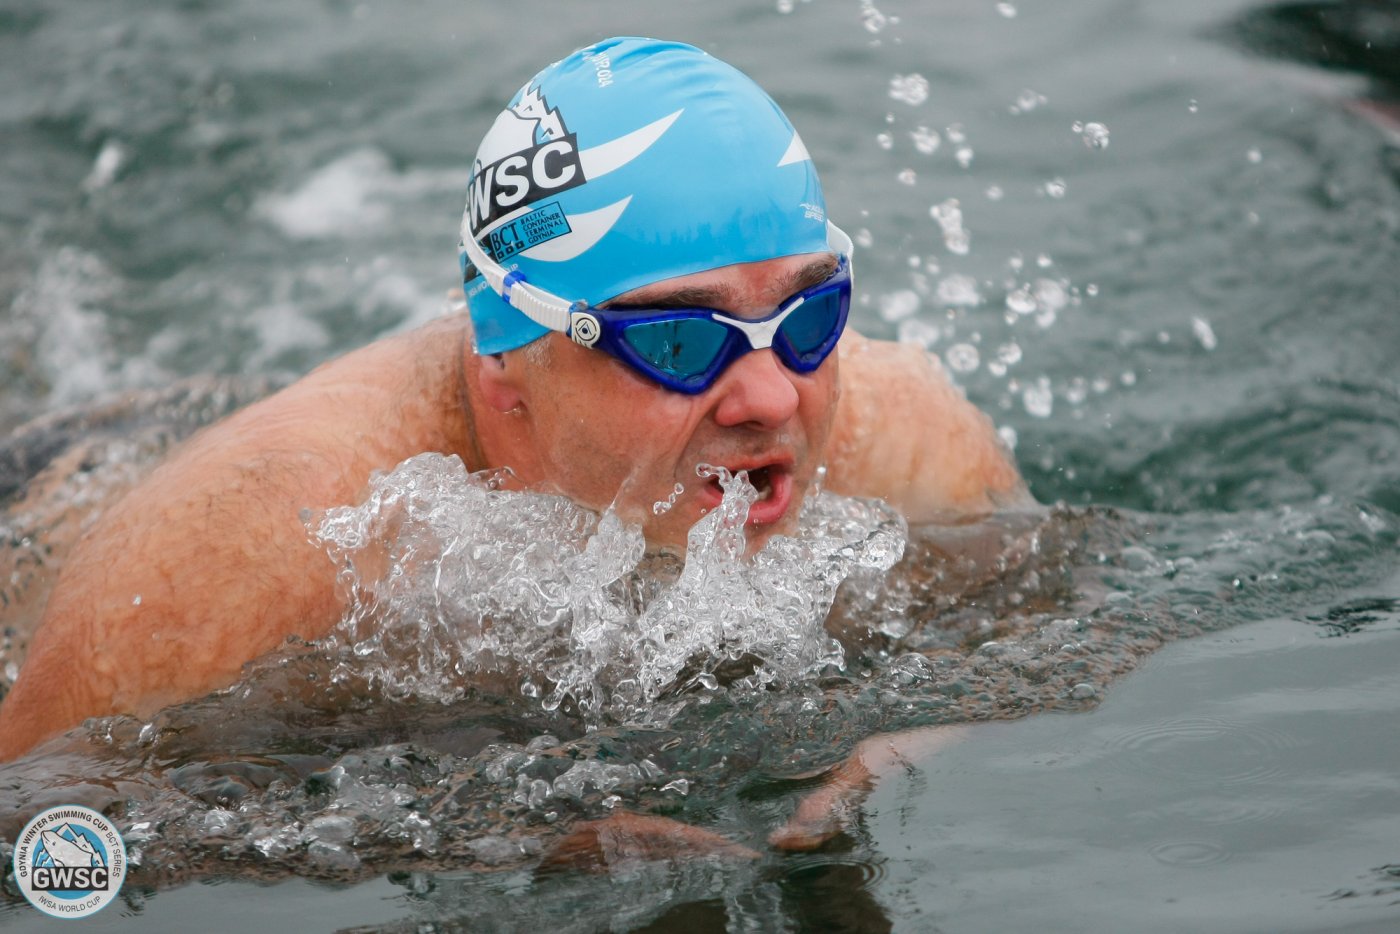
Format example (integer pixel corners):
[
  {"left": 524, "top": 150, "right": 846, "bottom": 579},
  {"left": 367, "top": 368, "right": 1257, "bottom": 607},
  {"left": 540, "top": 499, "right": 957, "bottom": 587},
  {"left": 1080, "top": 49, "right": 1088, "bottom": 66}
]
[{"left": 459, "top": 37, "right": 830, "bottom": 354}]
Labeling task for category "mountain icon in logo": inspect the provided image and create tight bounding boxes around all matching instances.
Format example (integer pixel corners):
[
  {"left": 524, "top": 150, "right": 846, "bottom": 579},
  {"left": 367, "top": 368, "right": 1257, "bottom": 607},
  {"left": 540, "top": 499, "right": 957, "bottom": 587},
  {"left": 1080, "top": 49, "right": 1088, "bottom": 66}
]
[{"left": 466, "top": 81, "right": 682, "bottom": 262}]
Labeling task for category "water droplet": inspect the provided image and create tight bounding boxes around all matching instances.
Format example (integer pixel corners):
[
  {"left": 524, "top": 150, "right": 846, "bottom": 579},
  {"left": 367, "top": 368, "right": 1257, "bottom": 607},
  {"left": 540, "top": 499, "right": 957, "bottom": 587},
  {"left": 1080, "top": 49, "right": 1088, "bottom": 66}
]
[
  {"left": 997, "top": 425, "right": 1018, "bottom": 450},
  {"left": 1077, "top": 121, "right": 1110, "bottom": 149},
  {"left": 930, "top": 198, "right": 971, "bottom": 254},
  {"left": 1043, "top": 177, "right": 1067, "bottom": 198},
  {"left": 911, "top": 125, "right": 941, "bottom": 154},
  {"left": 1005, "top": 286, "right": 1036, "bottom": 315},
  {"left": 955, "top": 146, "right": 974, "bottom": 168},
  {"left": 860, "top": 0, "right": 888, "bottom": 31},
  {"left": 1036, "top": 253, "right": 1053, "bottom": 268},
  {"left": 1246, "top": 147, "right": 1262, "bottom": 164},
  {"left": 1033, "top": 279, "right": 1068, "bottom": 312},
  {"left": 889, "top": 73, "right": 930, "bottom": 106},
  {"left": 1086, "top": 283, "right": 1099, "bottom": 297},
  {"left": 855, "top": 228, "right": 875, "bottom": 249},
  {"left": 1191, "top": 316, "right": 1217, "bottom": 350},
  {"left": 946, "top": 343, "right": 980, "bottom": 373},
  {"left": 1023, "top": 377, "right": 1053, "bottom": 417},
  {"left": 879, "top": 289, "right": 921, "bottom": 321},
  {"left": 936, "top": 274, "right": 982, "bottom": 306},
  {"left": 1013, "top": 89, "right": 1045, "bottom": 113},
  {"left": 776, "top": 0, "right": 795, "bottom": 12},
  {"left": 1187, "top": 99, "right": 1199, "bottom": 114},
  {"left": 897, "top": 168, "right": 917, "bottom": 185},
  {"left": 896, "top": 317, "right": 941, "bottom": 349},
  {"left": 876, "top": 131, "right": 893, "bottom": 150},
  {"left": 997, "top": 2, "right": 1018, "bottom": 19},
  {"left": 946, "top": 125, "right": 967, "bottom": 145},
  {"left": 1120, "top": 370, "right": 1137, "bottom": 386},
  {"left": 1071, "top": 682, "right": 1096, "bottom": 700},
  {"left": 985, "top": 184, "right": 1003, "bottom": 201},
  {"left": 132, "top": 594, "right": 142, "bottom": 606}
]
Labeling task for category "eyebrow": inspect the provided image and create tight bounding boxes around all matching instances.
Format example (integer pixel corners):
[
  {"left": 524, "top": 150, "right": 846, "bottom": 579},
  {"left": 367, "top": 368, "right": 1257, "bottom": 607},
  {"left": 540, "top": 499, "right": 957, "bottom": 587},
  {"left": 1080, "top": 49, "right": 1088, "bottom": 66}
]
[{"left": 601, "top": 255, "right": 839, "bottom": 312}]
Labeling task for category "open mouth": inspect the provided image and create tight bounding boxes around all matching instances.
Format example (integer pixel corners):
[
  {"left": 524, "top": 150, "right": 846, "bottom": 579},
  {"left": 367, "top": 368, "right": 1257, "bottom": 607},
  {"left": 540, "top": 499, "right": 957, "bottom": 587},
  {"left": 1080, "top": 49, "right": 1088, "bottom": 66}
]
[{"left": 697, "top": 462, "right": 794, "bottom": 527}]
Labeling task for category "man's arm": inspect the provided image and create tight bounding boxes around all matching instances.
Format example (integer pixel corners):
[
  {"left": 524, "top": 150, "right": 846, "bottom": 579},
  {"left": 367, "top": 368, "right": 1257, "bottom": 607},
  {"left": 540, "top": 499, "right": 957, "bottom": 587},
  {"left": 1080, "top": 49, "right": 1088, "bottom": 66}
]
[
  {"left": 0, "top": 322, "right": 473, "bottom": 760},
  {"left": 825, "top": 332, "right": 1032, "bottom": 521}
]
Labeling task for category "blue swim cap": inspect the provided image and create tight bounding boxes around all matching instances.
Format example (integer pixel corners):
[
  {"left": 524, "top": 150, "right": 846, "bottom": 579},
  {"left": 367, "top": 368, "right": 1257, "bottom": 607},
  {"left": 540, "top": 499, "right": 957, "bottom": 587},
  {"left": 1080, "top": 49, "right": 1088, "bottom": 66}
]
[{"left": 459, "top": 37, "right": 831, "bottom": 354}]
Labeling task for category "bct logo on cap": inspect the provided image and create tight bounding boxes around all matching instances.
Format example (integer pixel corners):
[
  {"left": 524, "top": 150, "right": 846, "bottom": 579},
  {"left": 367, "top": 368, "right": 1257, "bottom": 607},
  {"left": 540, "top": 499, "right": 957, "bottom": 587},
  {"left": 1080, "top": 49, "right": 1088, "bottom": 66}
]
[{"left": 12, "top": 805, "right": 128, "bottom": 919}]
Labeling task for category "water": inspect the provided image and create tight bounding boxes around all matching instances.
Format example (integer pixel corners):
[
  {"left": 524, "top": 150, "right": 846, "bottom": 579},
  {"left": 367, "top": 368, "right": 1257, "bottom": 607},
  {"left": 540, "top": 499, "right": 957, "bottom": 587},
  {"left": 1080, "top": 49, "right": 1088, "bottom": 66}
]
[{"left": 3, "top": 0, "right": 1399, "bottom": 930}]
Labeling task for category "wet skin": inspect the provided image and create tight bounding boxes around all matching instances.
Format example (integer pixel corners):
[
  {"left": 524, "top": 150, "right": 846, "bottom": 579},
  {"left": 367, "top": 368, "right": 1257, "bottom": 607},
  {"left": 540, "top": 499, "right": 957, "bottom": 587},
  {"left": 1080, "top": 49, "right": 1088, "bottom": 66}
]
[
  {"left": 0, "top": 251, "right": 1028, "bottom": 760},
  {"left": 469, "top": 251, "right": 843, "bottom": 550}
]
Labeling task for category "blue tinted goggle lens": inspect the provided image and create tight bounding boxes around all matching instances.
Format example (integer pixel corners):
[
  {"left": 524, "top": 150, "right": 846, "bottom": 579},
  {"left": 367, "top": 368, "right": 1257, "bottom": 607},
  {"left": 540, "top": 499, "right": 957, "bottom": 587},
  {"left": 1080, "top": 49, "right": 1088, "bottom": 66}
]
[
  {"left": 620, "top": 317, "right": 730, "bottom": 381},
  {"left": 606, "top": 261, "right": 850, "bottom": 392}
]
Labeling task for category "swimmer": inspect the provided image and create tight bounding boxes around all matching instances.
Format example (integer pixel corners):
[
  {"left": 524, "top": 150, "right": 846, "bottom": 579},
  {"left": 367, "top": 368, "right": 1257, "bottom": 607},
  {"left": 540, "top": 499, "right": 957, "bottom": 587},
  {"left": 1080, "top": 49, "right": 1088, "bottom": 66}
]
[{"left": 0, "top": 38, "right": 1028, "bottom": 761}]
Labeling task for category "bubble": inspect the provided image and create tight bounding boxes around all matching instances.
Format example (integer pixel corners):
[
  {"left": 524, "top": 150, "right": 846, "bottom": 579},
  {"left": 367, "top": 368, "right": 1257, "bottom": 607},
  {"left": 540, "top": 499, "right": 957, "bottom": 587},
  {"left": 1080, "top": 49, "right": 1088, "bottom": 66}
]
[
  {"left": 897, "top": 317, "right": 941, "bottom": 349},
  {"left": 1192, "top": 316, "right": 1218, "bottom": 350},
  {"left": 997, "top": 425, "right": 1018, "bottom": 450},
  {"left": 936, "top": 274, "right": 982, "bottom": 307},
  {"left": 930, "top": 198, "right": 971, "bottom": 255},
  {"left": 1005, "top": 285, "right": 1037, "bottom": 315},
  {"left": 889, "top": 73, "right": 929, "bottom": 106},
  {"left": 945, "top": 343, "right": 980, "bottom": 373},
  {"left": 955, "top": 146, "right": 974, "bottom": 168},
  {"left": 1086, "top": 283, "right": 1099, "bottom": 297},
  {"left": 1059, "top": 379, "right": 1088, "bottom": 409},
  {"left": 1033, "top": 280, "right": 1067, "bottom": 313},
  {"left": 879, "top": 289, "right": 921, "bottom": 321},
  {"left": 1247, "top": 147, "right": 1262, "bottom": 164},
  {"left": 997, "top": 2, "right": 1018, "bottom": 18},
  {"left": 1120, "top": 370, "right": 1137, "bottom": 386},
  {"left": 996, "top": 342, "right": 1022, "bottom": 366},
  {"left": 1036, "top": 254, "right": 1053, "bottom": 268},
  {"left": 855, "top": 228, "right": 874, "bottom": 249},
  {"left": 1077, "top": 121, "right": 1110, "bottom": 149},
  {"left": 1023, "top": 377, "right": 1053, "bottom": 417},
  {"left": 1188, "top": 99, "right": 1199, "bottom": 113},
  {"left": 860, "top": 0, "right": 888, "bottom": 32},
  {"left": 985, "top": 184, "right": 1004, "bottom": 201},
  {"left": 876, "top": 132, "right": 893, "bottom": 150},
  {"left": 1043, "top": 177, "right": 1067, "bottom": 198},
  {"left": 945, "top": 125, "right": 967, "bottom": 145},
  {"left": 1012, "top": 88, "right": 1045, "bottom": 113},
  {"left": 910, "top": 125, "right": 941, "bottom": 154},
  {"left": 776, "top": 0, "right": 795, "bottom": 12},
  {"left": 897, "top": 168, "right": 917, "bottom": 185}
]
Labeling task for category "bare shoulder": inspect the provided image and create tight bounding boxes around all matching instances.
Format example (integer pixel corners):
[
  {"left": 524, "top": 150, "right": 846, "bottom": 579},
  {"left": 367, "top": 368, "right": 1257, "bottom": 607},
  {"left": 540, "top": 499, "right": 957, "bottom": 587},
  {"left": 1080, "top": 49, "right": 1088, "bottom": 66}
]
[
  {"left": 0, "top": 318, "right": 474, "bottom": 759},
  {"left": 825, "top": 332, "right": 1031, "bottom": 521}
]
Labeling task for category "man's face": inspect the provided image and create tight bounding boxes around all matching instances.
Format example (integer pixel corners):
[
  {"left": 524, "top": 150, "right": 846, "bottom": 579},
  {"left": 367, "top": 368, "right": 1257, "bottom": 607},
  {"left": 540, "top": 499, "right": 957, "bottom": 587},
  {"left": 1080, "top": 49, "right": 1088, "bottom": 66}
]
[{"left": 512, "top": 251, "right": 842, "bottom": 551}]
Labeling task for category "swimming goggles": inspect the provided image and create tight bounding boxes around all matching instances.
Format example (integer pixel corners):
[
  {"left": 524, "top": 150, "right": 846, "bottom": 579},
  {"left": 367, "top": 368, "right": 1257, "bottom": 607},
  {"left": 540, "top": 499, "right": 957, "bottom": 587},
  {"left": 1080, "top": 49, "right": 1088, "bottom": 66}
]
[{"left": 461, "top": 223, "right": 854, "bottom": 394}]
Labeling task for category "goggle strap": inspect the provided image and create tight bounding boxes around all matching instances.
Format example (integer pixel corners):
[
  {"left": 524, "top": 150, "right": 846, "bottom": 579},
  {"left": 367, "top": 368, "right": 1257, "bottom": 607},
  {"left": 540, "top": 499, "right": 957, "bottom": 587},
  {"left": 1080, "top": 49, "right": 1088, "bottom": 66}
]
[
  {"left": 461, "top": 218, "right": 856, "bottom": 338},
  {"left": 461, "top": 230, "right": 573, "bottom": 333}
]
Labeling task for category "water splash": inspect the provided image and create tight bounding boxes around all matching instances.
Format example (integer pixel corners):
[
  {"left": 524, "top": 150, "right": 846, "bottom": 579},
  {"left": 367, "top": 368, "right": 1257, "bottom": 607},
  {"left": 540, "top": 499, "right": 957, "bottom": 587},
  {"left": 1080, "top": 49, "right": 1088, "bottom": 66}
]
[{"left": 310, "top": 453, "right": 906, "bottom": 725}]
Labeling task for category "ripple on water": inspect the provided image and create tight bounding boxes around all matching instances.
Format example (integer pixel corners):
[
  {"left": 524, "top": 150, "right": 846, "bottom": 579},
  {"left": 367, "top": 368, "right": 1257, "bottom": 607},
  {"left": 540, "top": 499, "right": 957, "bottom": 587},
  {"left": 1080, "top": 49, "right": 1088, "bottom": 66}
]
[
  {"left": 1148, "top": 840, "right": 1231, "bottom": 868},
  {"left": 1104, "top": 716, "right": 1296, "bottom": 789}
]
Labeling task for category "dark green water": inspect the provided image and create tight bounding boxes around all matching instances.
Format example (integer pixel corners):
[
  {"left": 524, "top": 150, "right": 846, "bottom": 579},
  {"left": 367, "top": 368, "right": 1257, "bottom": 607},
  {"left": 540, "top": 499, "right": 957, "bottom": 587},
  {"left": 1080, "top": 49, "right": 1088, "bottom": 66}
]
[{"left": 2, "top": 0, "right": 1399, "bottom": 931}]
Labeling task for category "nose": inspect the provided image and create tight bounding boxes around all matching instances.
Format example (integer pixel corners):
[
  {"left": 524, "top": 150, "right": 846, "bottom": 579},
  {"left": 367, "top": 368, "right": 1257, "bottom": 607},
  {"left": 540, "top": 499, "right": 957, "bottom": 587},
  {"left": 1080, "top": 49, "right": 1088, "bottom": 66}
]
[{"left": 711, "top": 349, "right": 801, "bottom": 430}]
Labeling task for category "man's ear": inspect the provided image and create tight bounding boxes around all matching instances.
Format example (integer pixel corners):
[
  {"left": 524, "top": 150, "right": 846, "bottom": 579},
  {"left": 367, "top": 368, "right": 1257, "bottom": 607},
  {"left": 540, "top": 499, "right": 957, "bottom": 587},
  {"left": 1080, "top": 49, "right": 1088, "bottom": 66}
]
[{"left": 476, "top": 351, "right": 526, "bottom": 413}]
